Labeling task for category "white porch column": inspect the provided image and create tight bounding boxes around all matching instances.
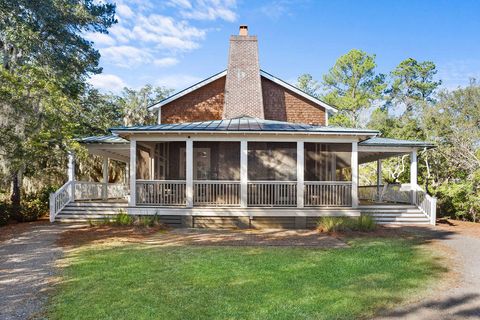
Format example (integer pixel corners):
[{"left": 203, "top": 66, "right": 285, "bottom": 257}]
[
  {"left": 351, "top": 142, "right": 359, "bottom": 208},
  {"left": 297, "top": 141, "right": 304, "bottom": 208},
  {"left": 186, "top": 139, "right": 193, "bottom": 208},
  {"left": 410, "top": 149, "right": 418, "bottom": 204},
  {"left": 67, "top": 152, "right": 75, "bottom": 202},
  {"left": 240, "top": 140, "right": 248, "bottom": 208},
  {"left": 129, "top": 139, "right": 136, "bottom": 206},
  {"left": 102, "top": 157, "right": 109, "bottom": 200},
  {"left": 376, "top": 159, "right": 382, "bottom": 201}
]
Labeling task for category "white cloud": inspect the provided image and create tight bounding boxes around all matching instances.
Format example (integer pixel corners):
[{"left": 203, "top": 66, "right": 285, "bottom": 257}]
[
  {"left": 437, "top": 59, "right": 480, "bottom": 90},
  {"left": 116, "top": 4, "right": 135, "bottom": 19},
  {"left": 89, "top": 74, "right": 127, "bottom": 92},
  {"left": 172, "top": 0, "right": 237, "bottom": 22},
  {"left": 100, "top": 46, "right": 153, "bottom": 68},
  {"left": 153, "top": 57, "right": 179, "bottom": 67},
  {"left": 109, "top": 25, "right": 134, "bottom": 43},
  {"left": 133, "top": 15, "right": 206, "bottom": 51},
  {"left": 155, "top": 74, "right": 202, "bottom": 90},
  {"left": 85, "top": 32, "right": 116, "bottom": 46}
]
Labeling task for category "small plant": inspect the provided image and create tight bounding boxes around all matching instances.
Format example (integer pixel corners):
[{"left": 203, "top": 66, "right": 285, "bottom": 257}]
[
  {"left": 134, "top": 214, "right": 161, "bottom": 227},
  {"left": 114, "top": 210, "right": 133, "bottom": 226}
]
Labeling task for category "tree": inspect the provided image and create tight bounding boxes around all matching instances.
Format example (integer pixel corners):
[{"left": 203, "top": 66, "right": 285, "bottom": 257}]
[
  {"left": 322, "top": 49, "right": 386, "bottom": 127},
  {"left": 116, "top": 85, "right": 173, "bottom": 126},
  {"left": 0, "top": 0, "right": 116, "bottom": 215},
  {"left": 297, "top": 74, "right": 321, "bottom": 97},
  {"left": 387, "top": 58, "right": 441, "bottom": 115}
]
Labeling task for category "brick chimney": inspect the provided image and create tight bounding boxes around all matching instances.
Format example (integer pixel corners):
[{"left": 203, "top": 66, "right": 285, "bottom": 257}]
[{"left": 223, "top": 26, "right": 264, "bottom": 119}]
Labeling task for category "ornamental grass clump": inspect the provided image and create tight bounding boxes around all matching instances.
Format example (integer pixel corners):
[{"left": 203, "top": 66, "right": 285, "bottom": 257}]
[{"left": 317, "top": 216, "right": 377, "bottom": 232}]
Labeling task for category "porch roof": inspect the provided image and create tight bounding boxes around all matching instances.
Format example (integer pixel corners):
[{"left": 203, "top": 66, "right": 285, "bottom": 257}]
[
  {"left": 359, "top": 137, "right": 435, "bottom": 148},
  {"left": 109, "top": 116, "right": 380, "bottom": 135},
  {"left": 77, "top": 135, "right": 128, "bottom": 144}
]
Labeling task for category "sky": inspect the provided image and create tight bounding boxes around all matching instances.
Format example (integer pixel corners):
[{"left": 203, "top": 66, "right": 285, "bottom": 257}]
[{"left": 87, "top": 0, "right": 480, "bottom": 94}]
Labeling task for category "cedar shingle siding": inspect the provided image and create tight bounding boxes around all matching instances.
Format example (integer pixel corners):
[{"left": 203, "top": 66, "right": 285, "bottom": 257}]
[
  {"left": 261, "top": 77, "right": 326, "bottom": 125},
  {"left": 160, "top": 75, "right": 326, "bottom": 125},
  {"left": 160, "top": 77, "right": 225, "bottom": 124}
]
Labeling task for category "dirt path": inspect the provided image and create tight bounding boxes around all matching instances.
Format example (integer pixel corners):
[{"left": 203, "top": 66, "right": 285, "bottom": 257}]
[
  {"left": 0, "top": 222, "right": 72, "bottom": 320},
  {"left": 377, "top": 223, "right": 480, "bottom": 320}
]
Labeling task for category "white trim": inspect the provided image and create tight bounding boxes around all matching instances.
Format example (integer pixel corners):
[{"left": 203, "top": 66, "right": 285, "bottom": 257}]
[
  {"left": 260, "top": 70, "right": 338, "bottom": 113},
  {"left": 114, "top": 132, "right": 377, "bottom": 140},
  {"left": 358, "top": 146, "right": 417, "bottom": 153},
  {"left": 132, "top": 135, "right": 360, "bottom": 142},
  {"left": 146, "top": 69, "right": 338, "bottom": 113},
  {"left": 351, "top": 142, "right": 359, "bottom": 208},
  {"left": 240, "top": 140, "right": 248, "bottom": 208},
  {"left": 148, "top": 71, "right": 227, "bottom": 111},
  {"left": 186, "top": 139, "right": 193, "bottom": 208},
  {"left": 129, "top": 139, "right": 136, "bottom": 206},
  {"left": 297, "top": 141, "right": 304, "bottom": 208}
]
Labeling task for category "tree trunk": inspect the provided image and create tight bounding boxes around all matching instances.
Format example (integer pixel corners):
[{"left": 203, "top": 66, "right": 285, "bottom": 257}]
[{"left": 10, "top": 169, "right": 22, "bottom": 216}]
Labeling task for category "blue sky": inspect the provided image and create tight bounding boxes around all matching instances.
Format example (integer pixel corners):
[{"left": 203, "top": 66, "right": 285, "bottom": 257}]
[{"left": 87, "top": 0, "right": 480, "bottom": 94}]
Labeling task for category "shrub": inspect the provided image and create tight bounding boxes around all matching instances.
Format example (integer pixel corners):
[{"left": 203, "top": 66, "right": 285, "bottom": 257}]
[
  {"left": 134, "top": 214, "right": 162, "bottom": 227},
  {"left": 114, "top": 210, "right": 133, "bottom": 226},
  {"left": 317, "top": 216, "right": 376, "bottom": 232},
  {"left": 0, "top": 202, "right": 10, "bottom": 226}
]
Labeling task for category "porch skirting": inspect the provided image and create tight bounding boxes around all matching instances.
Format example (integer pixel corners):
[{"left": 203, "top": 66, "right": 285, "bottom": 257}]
[{"left": 126, "top": 207, "right": 360, "bottom": 217}]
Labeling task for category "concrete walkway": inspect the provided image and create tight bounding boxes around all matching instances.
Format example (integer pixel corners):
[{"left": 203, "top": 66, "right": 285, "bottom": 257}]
[
  {"left": 376, "top": 227, "right": 480, "bottom": 320},
  {"left": 0, "top": 222, "right": 69, "bottom": 320}
]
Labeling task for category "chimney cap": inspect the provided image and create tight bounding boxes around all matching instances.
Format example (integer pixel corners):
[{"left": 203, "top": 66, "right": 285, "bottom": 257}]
[{"left": 239, "top": 25, "right": 248, "bottom": 36}]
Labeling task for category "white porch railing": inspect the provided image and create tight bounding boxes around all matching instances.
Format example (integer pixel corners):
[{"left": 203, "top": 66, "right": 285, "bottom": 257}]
[
  {"left": 74, "top": 182, "right": 129, "bottom": 201},
  {"left": 49, "top": 181, "right": 74, "bottom": 222},
  {"left": 358, "top": 184, "right": 413, "bottom": 204},
  {"left": 304, "top": 181, "right": 352, "bottom": 207},
  {"left": 247, "top": 181, "right": 297, "bottom": 207},
  {"left": 413, "top": 185, "right": 437, "bottom": 225},
  {"left": 136, "top": 180, "right": 186, "bottom": 206},
  {"left": 194, "top": 181, "right": 240, "bottom": 206}
]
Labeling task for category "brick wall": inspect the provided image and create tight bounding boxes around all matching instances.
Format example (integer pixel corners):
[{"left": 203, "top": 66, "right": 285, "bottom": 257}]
[
  {"left": 262, "top": 77, "right": 326, "bottom": 125},
  {"left": 223, "top": 35, "right": 264, "bottom": 119},
  {"left": 161, "top": 76, "right": 225, "bottom": 124}
]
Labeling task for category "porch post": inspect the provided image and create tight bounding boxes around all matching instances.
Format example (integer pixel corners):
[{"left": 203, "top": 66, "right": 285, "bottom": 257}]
[
  {"left": 129, "top": 139, "right": 136, "bottom": 206},
  {"left": 67, "top": 152, "right": 75, "bottom": 202},
  {"left": 297, "top": 141, "right": 304, "bottom": 208},
  {"left": 240, "top": 140, "right": 248, "bottom": 208},
  {"left": 376, "top": 159, "right": 382, "bottom": 201},
  {"left": 410, "top": 149, "right": 418, "bottom": 204},
  {"left": 351, "top": 142, "right": 359, "bottom": 208},
  {"left": 102, "top": 157, "right": 109, "bottom": 200},
  {"left": 186, "top": 139, "right": 193, "bottom": 208}
]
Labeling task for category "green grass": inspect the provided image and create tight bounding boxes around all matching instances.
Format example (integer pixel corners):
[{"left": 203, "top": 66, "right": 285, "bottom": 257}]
[{"left": 49, "top": 238, "right": 445, "bottom": 320}]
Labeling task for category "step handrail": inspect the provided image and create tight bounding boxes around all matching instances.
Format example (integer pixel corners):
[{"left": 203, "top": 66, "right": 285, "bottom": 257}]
[
  {"left": 49, "top": 181, "right": 74, "bottom": 222},
  {"left": 412, "top": 184, "right": 437, "bottom": 225}
]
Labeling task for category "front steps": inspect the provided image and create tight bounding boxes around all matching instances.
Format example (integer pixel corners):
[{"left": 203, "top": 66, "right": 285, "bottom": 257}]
[
  {"left": 360, "top": 205, "right": 431, "bottom": 224},
  {"left": 55, "top": 201, "right": 129, "bottom": 222},
  {"left": 55, "top": 202, "right": 432, "bottom": 226}
]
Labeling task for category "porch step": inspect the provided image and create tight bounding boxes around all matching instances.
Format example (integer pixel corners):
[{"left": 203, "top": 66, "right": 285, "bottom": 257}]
[{"left": 361, "top": 207, "right": 430, "bottom": 224}]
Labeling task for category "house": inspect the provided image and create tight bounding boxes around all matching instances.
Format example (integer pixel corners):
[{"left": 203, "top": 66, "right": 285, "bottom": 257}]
[{"left": 50, "top": 26, "right": 437, "bottom": 228}]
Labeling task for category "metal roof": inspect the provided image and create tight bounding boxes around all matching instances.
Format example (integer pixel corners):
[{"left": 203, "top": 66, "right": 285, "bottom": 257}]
[
  {"left": 147, "top": 70, "right": 338, "bottom": 113},
  {"left": 359, "top": 137, "right": 435, "bottom": 148},
  {"left": 109, "top": 117, "right": 379, "bottom": 135},
  {"left": 77, "top": 135, "right": 128, "bottom": 144}
]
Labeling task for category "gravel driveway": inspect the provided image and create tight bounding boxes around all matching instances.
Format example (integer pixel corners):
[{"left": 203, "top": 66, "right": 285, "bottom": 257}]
[
  {"left": 0, "top": 222, "right": 69, "bottom": 320},
  {"left": 376, "top": 225, "right": 480, "bottom": 320}
]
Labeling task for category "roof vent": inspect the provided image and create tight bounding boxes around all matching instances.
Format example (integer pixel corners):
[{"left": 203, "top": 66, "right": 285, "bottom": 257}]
[{"left": 239, "top": 25, "right": 248, "bottom": 36}]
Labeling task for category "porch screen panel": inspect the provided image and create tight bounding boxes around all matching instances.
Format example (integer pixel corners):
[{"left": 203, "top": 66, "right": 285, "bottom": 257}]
[
  {"left": 305, "top": 143, "right": 352, "bottom": 181},
  {"left": 136, "top": 146, "right": 151, "bottom": 180},
  {"left": 153, "top": 141, "right": 186, "bottom": 180},
  {"left": 248, "top": 142, "right": 297, "bottom": 181},
  {"left": 193, "top": 142, "right": 240, "bottom": 180},
  {"left": 192, "top": 142, "right": 240, "bottom": 206}
]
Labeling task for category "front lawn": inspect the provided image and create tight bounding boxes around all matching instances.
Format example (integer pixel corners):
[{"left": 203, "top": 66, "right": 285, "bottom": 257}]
[{"left": 49, "top": 237, "right": 445, "bottom": 320}]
